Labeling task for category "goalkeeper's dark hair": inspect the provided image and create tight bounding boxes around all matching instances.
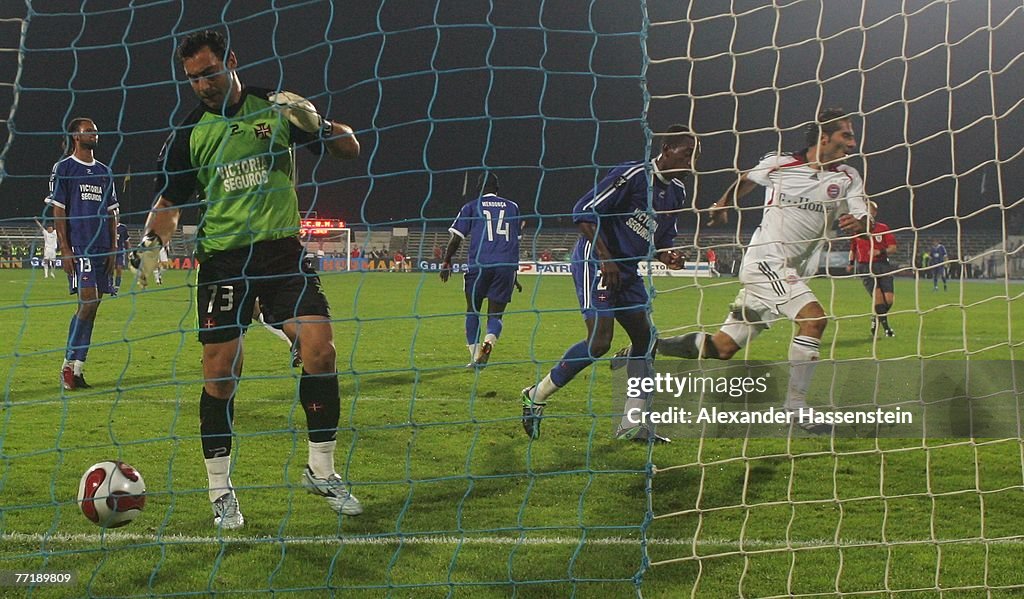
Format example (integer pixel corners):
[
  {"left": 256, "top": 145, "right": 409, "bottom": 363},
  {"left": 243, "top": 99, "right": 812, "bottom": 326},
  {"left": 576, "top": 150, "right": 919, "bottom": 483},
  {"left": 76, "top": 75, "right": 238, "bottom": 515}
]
[
  {"left": 805, "top": 108, "right": 850, "bottom": 147},
  {"left": 177, "top": 30, "right": 228, "bottom": 63},
  {"left": 659, "top": 124, "right": 699, "bottom": 151},
  {"left": 62, "top": 117, "right": 94, "bottom": 155},
  {"left": 477, "top": 172, "right": 499, "bottom": 195}
]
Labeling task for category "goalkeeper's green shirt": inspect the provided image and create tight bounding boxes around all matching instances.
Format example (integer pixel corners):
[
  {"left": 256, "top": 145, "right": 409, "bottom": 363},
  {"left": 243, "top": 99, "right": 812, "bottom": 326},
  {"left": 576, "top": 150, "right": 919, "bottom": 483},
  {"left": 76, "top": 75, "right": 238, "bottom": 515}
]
[{"left": 154, "top": 86, "right": 323, "bottom": 260}]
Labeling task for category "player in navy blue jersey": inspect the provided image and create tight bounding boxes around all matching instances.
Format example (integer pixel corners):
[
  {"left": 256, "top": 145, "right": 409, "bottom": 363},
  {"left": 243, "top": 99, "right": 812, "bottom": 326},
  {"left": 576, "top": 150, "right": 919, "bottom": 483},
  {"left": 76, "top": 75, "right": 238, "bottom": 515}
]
[
  {"left": 440, "top": 173, "right": 523, "bottom": 367},
  {"left": 45, "top": 117, "right": 119, "bottom": 391},
  {"left": 114, "top": 221, "right": 129, "bottom": 291},
  {"left": 520, "top": 125, "right": 699, "bottom": 442}
]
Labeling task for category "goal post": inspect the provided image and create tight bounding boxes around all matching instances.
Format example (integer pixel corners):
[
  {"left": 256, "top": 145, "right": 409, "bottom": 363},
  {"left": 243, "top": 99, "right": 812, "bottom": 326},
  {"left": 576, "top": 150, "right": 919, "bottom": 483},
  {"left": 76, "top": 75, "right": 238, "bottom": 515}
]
[{"left": 299, "top": 219, "right": 351, "bottom": 272}]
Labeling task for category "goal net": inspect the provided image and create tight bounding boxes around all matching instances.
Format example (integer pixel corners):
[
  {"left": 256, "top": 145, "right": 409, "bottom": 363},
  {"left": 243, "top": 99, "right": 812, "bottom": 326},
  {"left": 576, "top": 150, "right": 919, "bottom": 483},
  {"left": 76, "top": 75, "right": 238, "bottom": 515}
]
[{"left": 1, "top": 1, "right": 1023, "bottom": 597}]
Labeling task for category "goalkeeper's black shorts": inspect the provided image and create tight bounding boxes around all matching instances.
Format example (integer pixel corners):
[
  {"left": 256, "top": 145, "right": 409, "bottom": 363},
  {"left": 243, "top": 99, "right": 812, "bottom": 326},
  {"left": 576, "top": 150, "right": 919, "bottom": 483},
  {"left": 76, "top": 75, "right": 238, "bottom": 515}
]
[
  {"left": 855, "top": 261, "right": 895, "bottom": 295},
  {"left": 196, "top": 236, "right": 330, "bottom": 344}
]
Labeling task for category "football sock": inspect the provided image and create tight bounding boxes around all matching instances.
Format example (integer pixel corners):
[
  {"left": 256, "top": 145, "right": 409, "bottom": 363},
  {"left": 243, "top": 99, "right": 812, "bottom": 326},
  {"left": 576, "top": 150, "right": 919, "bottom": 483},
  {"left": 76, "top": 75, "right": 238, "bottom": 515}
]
[
  {"left": 467, "top": 343, "right": 478, "bottom": 361},
  {"left": 199, "top": 389, "right": 234, "bottom": 460},
  {"left": 72, "top": 360, "right": 84, "bottom": 376},
  {"left": 64, "top": 315, "right": 79, "bottom": 361},
  {"left": 530, "top": 373, "right": 561, "bottom": 404},
  {"left": 485, "top": 315, "right": 503, "bottom": 340},
  {"left": 875, "top": 302, "right": 891, "bottom": 329},
  {"left": 73, "top": 317, "right": 94, "bottom": 362},
  {"left": 548, "top": 339, "right": 598, "bottom": 387},
  {"left": 114, "top": 272, "right": 121, "bottom": 286},
  {"left": 465, "top": 312, "right": 480, "bottom": 346},
  {"left": 299, "top": 371, "right": 340, "bottom": 443},
  {"left": 203, "top": 456, "right": 232, "bottom": 503},
  {"left": 619, "top": 356, "right": 653, "bottom": 430},
  {"left": 483, "top": 332, "right": 497, "bottom": 345},
  {"left": 784, "top": 336, "right": 820, "bottom": 410},
  {"left": 307, "top": 439, "right": 337, "bottom": 479},
  {"left": 620, "top": 397, "right": 648, "bottom": 431},
  {"left": 259, "top": 318, "right": 291, "bottom": 345},
  {"left": 65, "top": 316, "right": 94, "bottom": 362}
]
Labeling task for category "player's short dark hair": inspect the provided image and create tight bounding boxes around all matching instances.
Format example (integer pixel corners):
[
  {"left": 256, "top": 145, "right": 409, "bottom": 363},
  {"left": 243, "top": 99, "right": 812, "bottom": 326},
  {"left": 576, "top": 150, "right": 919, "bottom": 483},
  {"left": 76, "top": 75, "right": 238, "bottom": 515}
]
[
  {"left": 63, "top": 117, "right": 94, "bottom": 154},
  {"left": 477, "top": 172, "right": 499, "bottom": 194},
  {"left": 805, "top": 108, "right": 850, "bottom": 147},
  {"left": 177, "top": 30, "right": 228, "bottom": 63},
  {"left": 659, "top": 124, "right": 698, "bottom": 150}
]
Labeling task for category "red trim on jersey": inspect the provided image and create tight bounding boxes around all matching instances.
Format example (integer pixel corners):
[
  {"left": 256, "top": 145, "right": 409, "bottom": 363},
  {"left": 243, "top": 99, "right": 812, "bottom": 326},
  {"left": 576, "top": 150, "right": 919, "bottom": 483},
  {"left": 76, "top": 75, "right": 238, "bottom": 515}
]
[{"left": 851, "top": 222, "right": 896, "bottom": 263}]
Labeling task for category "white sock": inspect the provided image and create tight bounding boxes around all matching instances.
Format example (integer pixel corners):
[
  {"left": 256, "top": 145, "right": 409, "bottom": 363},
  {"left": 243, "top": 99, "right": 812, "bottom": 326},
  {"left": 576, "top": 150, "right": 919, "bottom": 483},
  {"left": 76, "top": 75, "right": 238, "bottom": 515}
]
[
  {"left": 261, "top": 320, "right": 291, "bottom": 345},
  {"left": 483, "top": 333, "right": 497, "bottom": 345},
  {"left": 619, "top": 397, "right": 648, "bottom": 430},
  {"left": 72, "top": 360, "right": 84, "bottom": 376},
  {"left": 530, "top": 374, "right": 560, "bottom": 404},
  {"left": 784, "top": 336, "right": 820, "bottom": 410},
  {"left": 205, "top": 456, "right": 233, "bottom": 502},
  {"left": 467, "top": 344, "right": 478, "bottom": 361},
  {"left": 308, "top": 439, "right": 337, "bottom": 479}
]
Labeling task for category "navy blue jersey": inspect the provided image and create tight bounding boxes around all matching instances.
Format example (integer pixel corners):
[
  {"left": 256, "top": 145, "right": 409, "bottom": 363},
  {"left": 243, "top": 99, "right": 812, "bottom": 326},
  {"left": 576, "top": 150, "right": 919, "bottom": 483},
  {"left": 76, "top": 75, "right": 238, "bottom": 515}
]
[
  {"left": 448, "top": 193, "right": 522, "bottom": 268},
  {"left": 571, "top": 159, "right": 685, "bottom": 272},
  {"left": 116, "top": 223, "right": 130, "bottom": 251},
  {"left": 930, "top": 244, "right": 947, "bottom": 263},
  {"left": 46, "top": 155, "right": 118, "bottom": 251}
]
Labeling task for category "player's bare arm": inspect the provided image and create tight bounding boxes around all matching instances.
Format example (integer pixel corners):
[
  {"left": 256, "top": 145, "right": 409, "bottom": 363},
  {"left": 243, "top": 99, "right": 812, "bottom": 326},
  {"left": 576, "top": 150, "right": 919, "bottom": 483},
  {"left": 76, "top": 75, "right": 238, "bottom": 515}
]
[
  {"left": 838, "top": 213, "right": 867, "bottom": 235},
  {"left": 708, "top": 173, "right": 759, "bottom": 227},
  {"left": 268, "top": 91, "right": 359, "bottom": 160},
  {"left": 105, "top": 210, "right": 117, "bottom": 275},
  {"left": 577, "top": 221, "right": 620, "bottom": 290},
  {"left": 132, "top": 196, "right": 180, "bottom": 286},
  {"left": 439, "top": 233, "right": 461, "bottom": 283},
  {"left": 143, "top": 196, "right": 181, "bottom": 246},
  {"left": 322, "top": 121, "right": 360, "bottom": 160},
  {"left": 52, "top": 204, "right": 75, "bottom": 276},
  {"left": 657, "top": 248, "right": 685, "bottom": 269}
]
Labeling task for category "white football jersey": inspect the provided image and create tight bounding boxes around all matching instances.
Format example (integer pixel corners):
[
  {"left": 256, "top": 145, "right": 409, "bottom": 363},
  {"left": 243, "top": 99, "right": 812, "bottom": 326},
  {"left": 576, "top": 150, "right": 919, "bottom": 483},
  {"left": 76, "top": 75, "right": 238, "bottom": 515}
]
[
  {"left": 743, "top": 151, "right": 868, "bottom": 276},
  {"left": 42, "top": 229, "right": 58, "bottom": 252}
]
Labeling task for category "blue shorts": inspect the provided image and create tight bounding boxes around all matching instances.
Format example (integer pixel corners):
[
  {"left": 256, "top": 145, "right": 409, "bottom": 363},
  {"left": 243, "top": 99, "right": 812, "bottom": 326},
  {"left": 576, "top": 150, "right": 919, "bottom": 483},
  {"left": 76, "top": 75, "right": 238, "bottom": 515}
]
[
  {"left": 465, "top": 265, "right": 517, "bottom": 305},
  {"left": 571, "top": 259, "right": 648, "bottom": 319},
  {"left": 115, "top": 250, "right": 127, "bottom": 268},
  {"left": 68, "top": 254, "right": 115, "bottom": 296}
]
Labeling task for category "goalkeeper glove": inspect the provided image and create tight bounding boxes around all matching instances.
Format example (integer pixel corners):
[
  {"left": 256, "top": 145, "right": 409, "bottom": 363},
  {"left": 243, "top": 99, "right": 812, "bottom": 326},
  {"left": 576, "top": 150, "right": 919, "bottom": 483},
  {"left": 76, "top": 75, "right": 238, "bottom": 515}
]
[
  {"left": 268, "top": 91, "right": 331, "bottom": 138},
  {"left": 129, "top": 232, "right": 163, "bottom": 289}
]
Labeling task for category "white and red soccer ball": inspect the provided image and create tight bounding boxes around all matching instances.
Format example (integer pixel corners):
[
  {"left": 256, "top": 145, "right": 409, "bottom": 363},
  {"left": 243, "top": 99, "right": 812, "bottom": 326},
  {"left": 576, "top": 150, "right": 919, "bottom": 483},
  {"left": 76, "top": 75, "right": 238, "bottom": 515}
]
[{"left": 77, "top": 461, "right": 146, "bottom": 528}]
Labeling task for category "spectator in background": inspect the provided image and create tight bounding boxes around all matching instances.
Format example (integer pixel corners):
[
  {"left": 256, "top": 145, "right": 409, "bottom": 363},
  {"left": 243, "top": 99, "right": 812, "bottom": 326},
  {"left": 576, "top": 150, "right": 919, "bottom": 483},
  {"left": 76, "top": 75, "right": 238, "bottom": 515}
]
[
  {"left": 540, "top": 249, "right": 553, "bottom": 262},
  {"left": 929, "top": 240, "right": 948, "bottom": 291},
  {"left": 705, "top": 248, "right": 717, "bottom": 276}
]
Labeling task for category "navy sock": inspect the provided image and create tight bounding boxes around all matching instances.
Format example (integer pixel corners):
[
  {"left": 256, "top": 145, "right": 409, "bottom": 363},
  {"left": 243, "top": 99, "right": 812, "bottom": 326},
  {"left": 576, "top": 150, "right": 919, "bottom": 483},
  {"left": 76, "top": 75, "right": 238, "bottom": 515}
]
[{"left": 549, "top": 340, "right": 597, "bottom": 387}]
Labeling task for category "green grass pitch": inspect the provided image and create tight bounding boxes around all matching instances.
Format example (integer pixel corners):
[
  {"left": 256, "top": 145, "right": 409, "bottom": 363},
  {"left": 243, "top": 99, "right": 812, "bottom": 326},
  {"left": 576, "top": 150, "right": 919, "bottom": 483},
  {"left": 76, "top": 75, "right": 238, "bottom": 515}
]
[{"left": 2, "top": 268, "right": 1023, "bottom": 597}]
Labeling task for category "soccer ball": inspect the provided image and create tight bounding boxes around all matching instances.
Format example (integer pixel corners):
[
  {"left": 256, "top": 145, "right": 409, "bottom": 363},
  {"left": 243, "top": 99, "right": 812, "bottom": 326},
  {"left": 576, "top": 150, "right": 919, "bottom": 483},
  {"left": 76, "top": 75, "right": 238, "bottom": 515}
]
[{"left": 77, "top": 461, "right": 146, "bottom": 528}]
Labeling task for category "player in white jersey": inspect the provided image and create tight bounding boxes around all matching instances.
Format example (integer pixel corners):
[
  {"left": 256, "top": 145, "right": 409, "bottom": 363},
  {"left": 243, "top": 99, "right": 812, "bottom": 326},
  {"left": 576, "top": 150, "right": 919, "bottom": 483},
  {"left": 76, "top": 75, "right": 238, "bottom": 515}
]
[
  {"left": 34, "top": 217, "right": 59, "bottom": 278},
  {"left": 614, "top": 108, "right": 869, "bottom": 433}
]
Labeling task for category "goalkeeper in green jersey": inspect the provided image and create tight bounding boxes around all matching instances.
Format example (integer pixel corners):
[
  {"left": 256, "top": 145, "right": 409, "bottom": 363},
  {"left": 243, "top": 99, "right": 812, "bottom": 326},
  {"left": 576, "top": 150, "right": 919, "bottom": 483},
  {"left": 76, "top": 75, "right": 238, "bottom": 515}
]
[{"left": 134, "top": 30, "right": 362, "bottom": 529}]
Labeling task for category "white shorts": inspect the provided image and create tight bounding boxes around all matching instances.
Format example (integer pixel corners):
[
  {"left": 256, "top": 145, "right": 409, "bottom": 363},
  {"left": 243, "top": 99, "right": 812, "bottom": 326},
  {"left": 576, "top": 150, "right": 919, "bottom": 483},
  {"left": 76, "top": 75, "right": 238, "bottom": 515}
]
[
  {"left": 735, "top": 259, "right": 818, "bottom": 324},
  {"left": 44, "top": 250, "right": 57, "bottom": 261}
]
